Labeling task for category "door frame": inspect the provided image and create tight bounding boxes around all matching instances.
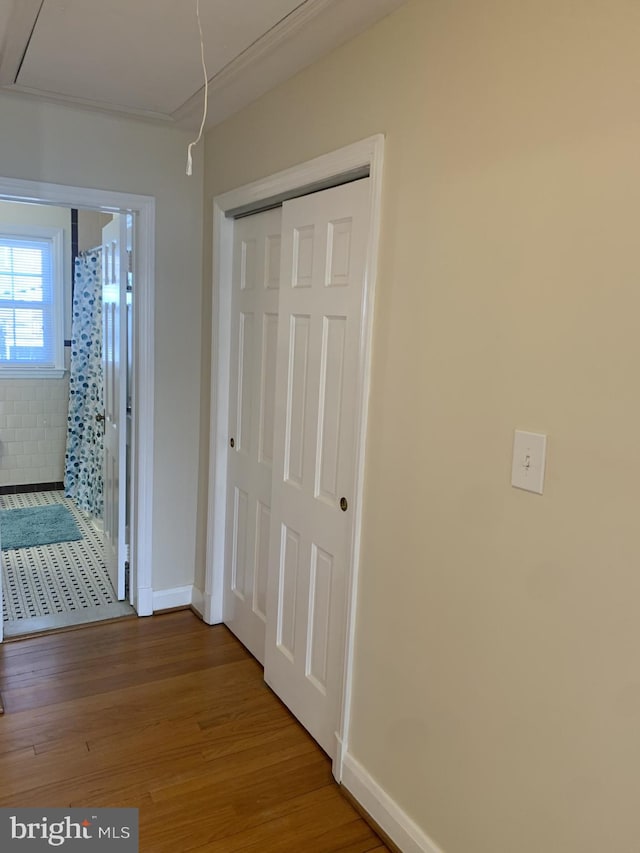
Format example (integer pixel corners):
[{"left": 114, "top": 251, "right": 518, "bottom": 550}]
[
  {"left": 204, "top": 135, "right": 385, "bottom": 778},
  {"left": 0, "top": 176, "right": 155, "bottom": 619}
]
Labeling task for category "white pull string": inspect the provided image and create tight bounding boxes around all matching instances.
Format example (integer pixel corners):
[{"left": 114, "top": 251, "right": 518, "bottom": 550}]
[{"left": 186, "top": 0, "right": 209, "bottom": 176}]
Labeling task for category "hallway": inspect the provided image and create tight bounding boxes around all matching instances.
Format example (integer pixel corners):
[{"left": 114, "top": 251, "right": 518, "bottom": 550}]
[{"left": 0, "top": 610, "right": 389, "bottom": 852}]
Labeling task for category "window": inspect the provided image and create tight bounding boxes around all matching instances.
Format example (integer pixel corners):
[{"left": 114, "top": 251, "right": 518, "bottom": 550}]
[{"left": 0, "top": 225, "right": 64, "bottom": 378}]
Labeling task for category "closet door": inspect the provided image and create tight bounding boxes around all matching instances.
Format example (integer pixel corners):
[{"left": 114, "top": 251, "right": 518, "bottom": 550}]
[
  {"left": 224, "top": 208, "right": 282, "bottom": 664},
  {"left": 264, "top": 179, "right": 371, "bottom": 758}
]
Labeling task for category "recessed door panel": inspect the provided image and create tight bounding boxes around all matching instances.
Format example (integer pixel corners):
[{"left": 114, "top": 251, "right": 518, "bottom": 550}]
[
  {"left": 277, "top": 523, "right": 300, "bottom": 660},
  {"left": 236, "top": 312, "right": 254, "bottom": 455},
  {"left": 315, "top": 315, "right": 347, "bottom": 504},
  {"left": 307, "top": 544, "right": 333, "bottom": 692},
  {"left": 326, "top": 218, "right": 353, "bottom": 287},
  {"left": 293, "top": 226, "right": 314, "bottom": 288},
  {"left": 258, "top": 312, "right": 278, "bottom": 466},
  {"left": 265, "top": 234, "right": 281, "bottom": 290},
  {"left": 254, "top": 501, "right": 270, "bottom": 620},
  {"left": 241, "top": 238, "right": 257, "bottom": 291},
  {"left": 231, "top": 486, "right": 249, "bottom": 600},
  {"left": 284, "top": 314, "right": 310, "bottom": 488}
]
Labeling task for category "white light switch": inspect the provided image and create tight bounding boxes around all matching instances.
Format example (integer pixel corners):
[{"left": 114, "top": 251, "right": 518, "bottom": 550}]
[{"left": 511, "top": 430, "right": 547, "bottom": 494}]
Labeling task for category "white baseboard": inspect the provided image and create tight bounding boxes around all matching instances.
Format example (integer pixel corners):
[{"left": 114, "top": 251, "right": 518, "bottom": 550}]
[
  {"left": 341, "top": 752, "right": 445, "bottom": 853},
  {"left": 152, "top": 585, "right": 194, "bottom": 612},
  {"left": 150, "top": 585, "right": 223, "bottom": 622}
]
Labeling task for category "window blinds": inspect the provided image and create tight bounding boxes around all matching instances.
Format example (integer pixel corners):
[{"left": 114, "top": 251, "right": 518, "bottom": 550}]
[{"left": 0, "top": 235, "right": 55, "bottom": 368}]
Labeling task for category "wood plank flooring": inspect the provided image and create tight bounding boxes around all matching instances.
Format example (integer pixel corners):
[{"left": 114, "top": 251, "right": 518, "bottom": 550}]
[{"left": 0, "top": 610, "right": 388, "bottom": 852}]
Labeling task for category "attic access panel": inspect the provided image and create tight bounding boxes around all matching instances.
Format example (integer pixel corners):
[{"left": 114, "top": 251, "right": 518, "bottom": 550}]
[{"left": 14, "top": 0, "right": 303, "bottom": 116}]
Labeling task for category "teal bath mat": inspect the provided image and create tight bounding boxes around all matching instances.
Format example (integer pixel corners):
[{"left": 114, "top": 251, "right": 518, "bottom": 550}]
[{"left": 0, "top": 504, "right": 83, "bottom": 551}]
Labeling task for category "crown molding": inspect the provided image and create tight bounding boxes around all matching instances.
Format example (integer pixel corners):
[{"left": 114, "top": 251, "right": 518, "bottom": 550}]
[
  {"left": 171, "top": 0, "right": 336, "bottom": 126},
  {"left": 0, "top": 81, "right": 174, "bottom": 124}
]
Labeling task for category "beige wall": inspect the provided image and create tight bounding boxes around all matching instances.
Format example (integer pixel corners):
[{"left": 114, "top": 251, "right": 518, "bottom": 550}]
[
  {"left": 200, "top": 1, "right": 640, "bottom": 851},
  {"left": 0, "top": 93, "right": 203, "bottom": 592}
]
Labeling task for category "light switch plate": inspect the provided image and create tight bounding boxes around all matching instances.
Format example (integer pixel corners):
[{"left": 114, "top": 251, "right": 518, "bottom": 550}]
[{"left": 511, "top": 430, "right": 547, "bottom": 494}]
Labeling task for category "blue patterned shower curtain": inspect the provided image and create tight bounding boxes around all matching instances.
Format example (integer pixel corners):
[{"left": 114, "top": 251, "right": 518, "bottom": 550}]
[{"left": 64, "top": 248, "right": 104, "bottom": 517}]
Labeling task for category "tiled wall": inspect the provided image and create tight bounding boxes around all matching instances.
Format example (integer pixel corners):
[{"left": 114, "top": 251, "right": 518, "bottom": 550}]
[{"left": 0, "top": 371, "right": 69, "bottom": 487}]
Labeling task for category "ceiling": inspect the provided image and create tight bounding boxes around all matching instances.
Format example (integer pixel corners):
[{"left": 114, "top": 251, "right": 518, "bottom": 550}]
[{"left": 0, "top": 0, "right": 406, "bottom": 129}]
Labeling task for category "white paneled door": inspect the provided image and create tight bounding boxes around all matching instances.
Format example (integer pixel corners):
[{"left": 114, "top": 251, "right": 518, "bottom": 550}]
[
  {"left": 264, "top": 179, "right": 371, "bottom": 758},
  {"left": 222, "top": 179, "right": 371, "bottom": 757},
  {"left": 102, "top": 214, "right": 128, "bottom": 600},
  {"left": 224, "top": 208, "right": 283, "bottom": 664}
]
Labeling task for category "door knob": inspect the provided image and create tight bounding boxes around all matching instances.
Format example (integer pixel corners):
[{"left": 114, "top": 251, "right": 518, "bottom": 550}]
[
  {"left": 340, "top": 497, "right": 348, "bottom": 512},
  {"left": 230, "top": 437, "right": 235, "bottom": 448},
  {"left": 95, "top": 413, "right": 105, "bottom": 422}
]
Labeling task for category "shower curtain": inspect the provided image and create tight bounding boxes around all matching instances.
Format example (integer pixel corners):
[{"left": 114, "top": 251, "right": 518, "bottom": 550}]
[{"left": 64, "top": 248, "right": 104, "bottom": 517}]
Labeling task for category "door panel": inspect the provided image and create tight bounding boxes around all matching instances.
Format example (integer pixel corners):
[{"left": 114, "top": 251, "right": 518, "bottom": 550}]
[
  {"left": 264, "top": 179, "right": 371, "bottom": 758},
  {"left": 224, "top": 207, "right": 282, "bottom": 664},
  {"left": 102, "top": 214, "right": 127, "bottom": 600},
  {"left": 258, "top": 312, "right": 278, "bottom": 465}
]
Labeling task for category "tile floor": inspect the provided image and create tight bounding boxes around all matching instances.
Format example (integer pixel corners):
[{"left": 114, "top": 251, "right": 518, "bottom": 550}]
[{"left": 1, "top": 490, "right": 135, "bottom": 638}]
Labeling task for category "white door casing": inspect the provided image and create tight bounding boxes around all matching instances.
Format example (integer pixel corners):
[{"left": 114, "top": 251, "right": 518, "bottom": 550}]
[
  {"left": 224, "top": 207, "right": 282, "bottom": 664},
  {"left": 263, "top": 179, "right": 371, "bottom": 758},
  {"left": 102, "top": 214, "right": 128, "bottom": 600},
  {"left": 0, "top": 177, "right": 155, "bottom": 633}
]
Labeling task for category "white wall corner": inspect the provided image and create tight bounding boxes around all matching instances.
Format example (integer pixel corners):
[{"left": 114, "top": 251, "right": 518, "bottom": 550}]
[
  {"left": 152, "top": 585, "right": 194, "bottom": 612},
  {"left": 341, "top": 752, "right": 445, "bottom": 853}
]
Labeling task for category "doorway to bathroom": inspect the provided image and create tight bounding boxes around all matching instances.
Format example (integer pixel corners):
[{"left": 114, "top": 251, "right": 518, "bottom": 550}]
[
  {"left": 0, "top": 201, "right": 130, "bottom": 637},
  {"left": 0, "top": 177, "right": 156, "bottom": 642}
]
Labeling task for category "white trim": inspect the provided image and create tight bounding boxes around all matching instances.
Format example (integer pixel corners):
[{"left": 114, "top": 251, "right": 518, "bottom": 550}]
[
  {"left": 152, "top": 585, "right": 194, "bottom": 612},
  {"left": 203, "top": 202, "right": 234, "bottom": 626},
  {"left": 191, "top": 585, "right": 205, "bottom": 618},
  {"left": 335, "top": 134, "right": 386, "bottom": 779},
  {"left": 172, "top": 0, "right": 337, "bottom": 124},
  {"left": 130, "top": 203, "right": 155, "bottom": 616},
  {"left": 342, "top": 752, "right": 446, "bottom": 853},
  {"left": 4, "top": 84, "right": 174, "bottom": 124},
  {"left": 0, "top": 368, "right": 65, "bottom": 379},
  {"left": 136, "top": 585, "right": 154, "bottom": 618},
  {"left": 211, "top": 136, "right": 384, "bottom": 219},
  {"left": 199, "top": 590, "right": 220, "bottom": 625},
  {"left": 205, "top": 134, "right": 385, "bottom": 771},
  {"left": 0, "top": 176, "right": 155, "bottom": 624}
]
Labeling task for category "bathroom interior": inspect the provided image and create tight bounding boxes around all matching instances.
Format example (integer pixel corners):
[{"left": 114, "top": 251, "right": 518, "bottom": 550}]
[{"left": 0, "top": 199, "right": 134, "bottom": 638}]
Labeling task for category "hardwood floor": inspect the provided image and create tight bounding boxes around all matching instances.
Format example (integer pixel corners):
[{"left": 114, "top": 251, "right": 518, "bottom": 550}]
[{"left": 0, "top": 610, "right": 388, "bottom": 852}]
